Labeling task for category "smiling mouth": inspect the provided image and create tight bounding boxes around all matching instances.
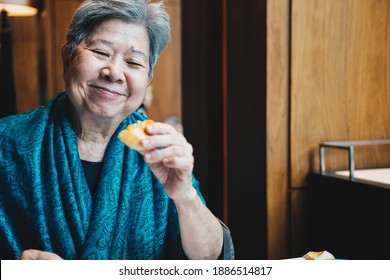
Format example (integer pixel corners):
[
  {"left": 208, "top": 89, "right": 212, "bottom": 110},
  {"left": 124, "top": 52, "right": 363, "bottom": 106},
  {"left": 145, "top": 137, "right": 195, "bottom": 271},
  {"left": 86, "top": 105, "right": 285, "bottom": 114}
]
[{"left": 90, "top": 85, "right": 126, "bottom": 97}]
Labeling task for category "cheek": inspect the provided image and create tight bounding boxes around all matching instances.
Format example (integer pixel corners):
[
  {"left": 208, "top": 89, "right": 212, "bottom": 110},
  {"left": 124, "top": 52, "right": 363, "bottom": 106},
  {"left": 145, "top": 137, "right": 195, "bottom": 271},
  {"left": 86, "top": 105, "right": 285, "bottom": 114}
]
[
  {"left": 128, "top": 84, "right": 147, "bottom": 107},
  {"left": 65, "top": 55, "right": 98, "bottom": 85},
  {"left": 71, "top": 63, "right": 93, "bottom": 82},
  {"left": 123, "top": 81, "right": 148, "bottom": 111},
  {"left": 126, "top": 72, "right": 149, "bottom": 95},
  {"left": 64, "top": 65, "right": 83, "bottom": 88}
]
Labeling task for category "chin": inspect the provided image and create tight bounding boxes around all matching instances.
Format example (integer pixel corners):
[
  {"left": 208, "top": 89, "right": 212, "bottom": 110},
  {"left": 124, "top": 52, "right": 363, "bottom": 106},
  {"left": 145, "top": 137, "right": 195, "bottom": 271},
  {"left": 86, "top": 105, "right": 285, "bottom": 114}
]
[{"left": 95, "top": 107, "right": 134, "bottom": 120}]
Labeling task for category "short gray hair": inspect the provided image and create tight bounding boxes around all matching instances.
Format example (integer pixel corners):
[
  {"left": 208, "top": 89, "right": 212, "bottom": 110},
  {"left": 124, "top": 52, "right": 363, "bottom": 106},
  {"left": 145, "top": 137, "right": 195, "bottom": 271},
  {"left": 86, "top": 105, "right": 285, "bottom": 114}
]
[{"left": 65, "top": 0, "right": 170, "bottom": 77}]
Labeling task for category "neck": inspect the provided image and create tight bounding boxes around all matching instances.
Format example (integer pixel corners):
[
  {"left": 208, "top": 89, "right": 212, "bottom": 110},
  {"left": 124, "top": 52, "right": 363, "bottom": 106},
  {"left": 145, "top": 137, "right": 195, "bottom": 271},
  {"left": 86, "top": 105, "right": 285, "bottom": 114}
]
[
  {"left": 70, "top": 107, "right": 122, "bottom": 162},
  {"left": 77, "top": 136, "right": 110, "bottom": 162}
]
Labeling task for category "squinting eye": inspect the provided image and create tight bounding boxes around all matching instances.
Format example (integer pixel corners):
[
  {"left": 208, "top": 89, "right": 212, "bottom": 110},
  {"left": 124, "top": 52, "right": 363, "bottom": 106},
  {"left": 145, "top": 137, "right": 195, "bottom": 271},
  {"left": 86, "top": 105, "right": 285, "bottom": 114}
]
[
  {"left": 93, "top": 50, "right": 108, "bottom": 57},
  {"left": 126, "top": 60, "right": 143, "bottom": 67}
]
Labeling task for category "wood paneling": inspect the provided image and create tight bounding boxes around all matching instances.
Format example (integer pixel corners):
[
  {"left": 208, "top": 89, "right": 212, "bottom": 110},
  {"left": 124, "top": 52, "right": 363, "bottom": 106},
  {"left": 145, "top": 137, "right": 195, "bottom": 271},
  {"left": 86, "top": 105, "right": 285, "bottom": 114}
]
[
  {"left": 12, "top": 15, "right": 40, "bottom": 113},
  {"left": 291, "top": 0, "right": 390, "bottom": 187},
  {"left": 289, "top": 0, "right": 390, "bottom": 258},
  {"left": 45, "top": 0, "right": 84, "bottom": 98},
  {"left": 266, "top": 0, "right": 290, "bottom": 259},
  {"left": 148, "top": 0, "right": 182, "bottom": 123}
]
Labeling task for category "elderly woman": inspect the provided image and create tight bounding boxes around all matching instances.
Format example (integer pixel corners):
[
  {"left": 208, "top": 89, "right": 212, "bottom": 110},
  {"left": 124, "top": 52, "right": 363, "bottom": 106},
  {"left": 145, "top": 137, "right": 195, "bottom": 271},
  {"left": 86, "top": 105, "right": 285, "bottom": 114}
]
[{"left": 0, "top": 0, "right": 233, "bottom": 260}]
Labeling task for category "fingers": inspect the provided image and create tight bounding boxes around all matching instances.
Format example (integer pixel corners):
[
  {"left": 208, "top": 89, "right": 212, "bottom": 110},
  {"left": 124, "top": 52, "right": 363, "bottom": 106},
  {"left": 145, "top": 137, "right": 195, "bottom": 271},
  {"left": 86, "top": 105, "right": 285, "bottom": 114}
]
[
  {"left": 141, "top": 122, "right": 193, "bottom": 169},
  {"left": 19, "top": 249, "right": 63, "bottom": 260},
  {"left": 145, "top": 146, "right": 194, "bottom": 166},
  {"left": 143, "top": 141, "right": 194, "bottom": 167},
  {"left": 145, "top": 121, "right": 176, "bottom": 135},
  {"left": 161, "top": 156, "right": 194, "bottom": 170},
  {"left": 144, "top": 122, "right": 190, "bottom": 149}
]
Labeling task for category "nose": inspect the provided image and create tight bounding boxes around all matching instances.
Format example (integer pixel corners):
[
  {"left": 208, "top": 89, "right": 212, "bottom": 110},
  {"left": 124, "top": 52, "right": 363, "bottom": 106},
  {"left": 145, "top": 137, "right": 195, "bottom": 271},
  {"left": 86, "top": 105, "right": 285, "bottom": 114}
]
[{"left": 100, "top": 58, "right": 125, "bottom": 82}]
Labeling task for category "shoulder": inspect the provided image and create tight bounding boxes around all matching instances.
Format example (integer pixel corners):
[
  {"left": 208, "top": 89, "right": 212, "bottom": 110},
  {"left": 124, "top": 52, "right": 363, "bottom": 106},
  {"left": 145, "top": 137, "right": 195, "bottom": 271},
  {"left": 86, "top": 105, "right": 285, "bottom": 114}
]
[
  {"left": 0, "top": 93, "right": 65, "bottom": 147},
  {"left": 0, "top": 93, "right": 66, "bottom": 133},
  {"left": 0, "top": 106, "right": 48, "bottom": 132},
  {"left": 0, "top": 108, "right": 46, "bottom": 151}
]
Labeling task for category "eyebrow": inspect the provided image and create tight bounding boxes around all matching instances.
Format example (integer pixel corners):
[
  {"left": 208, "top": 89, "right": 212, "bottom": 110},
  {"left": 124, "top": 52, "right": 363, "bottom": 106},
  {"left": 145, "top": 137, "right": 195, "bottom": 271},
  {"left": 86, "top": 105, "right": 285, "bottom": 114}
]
[
  {"left": 89, "top": 39, "right": 148, "bottom": 61},
  {"left": 129, "top": 46, "right": 148, "bottom": 61}
]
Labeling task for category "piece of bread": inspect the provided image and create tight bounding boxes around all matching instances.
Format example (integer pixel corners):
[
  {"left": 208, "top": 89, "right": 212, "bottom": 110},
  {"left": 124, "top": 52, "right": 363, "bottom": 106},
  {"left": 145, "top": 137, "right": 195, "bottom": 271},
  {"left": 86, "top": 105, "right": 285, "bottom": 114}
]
[
  {"left": 303, "top": 250, "right": 335, "bottom": 260},
  {"left": 118, "top": 120, "right": 155, "bottom": 150}
]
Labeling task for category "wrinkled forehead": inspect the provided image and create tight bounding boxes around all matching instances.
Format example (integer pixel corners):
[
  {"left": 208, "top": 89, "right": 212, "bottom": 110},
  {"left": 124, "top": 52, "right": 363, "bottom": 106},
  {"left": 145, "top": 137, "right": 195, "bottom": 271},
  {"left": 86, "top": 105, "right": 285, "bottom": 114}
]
[{"left": 84, "top": 19, "right": 149, "bottom": 53}]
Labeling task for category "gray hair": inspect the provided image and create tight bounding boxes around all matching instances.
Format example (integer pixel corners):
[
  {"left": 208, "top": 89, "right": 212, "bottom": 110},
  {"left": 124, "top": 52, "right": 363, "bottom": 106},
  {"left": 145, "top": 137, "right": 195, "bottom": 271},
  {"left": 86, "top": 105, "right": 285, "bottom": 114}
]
[{"left": 64, "top": 0, "right": 170, "bottom": 77}]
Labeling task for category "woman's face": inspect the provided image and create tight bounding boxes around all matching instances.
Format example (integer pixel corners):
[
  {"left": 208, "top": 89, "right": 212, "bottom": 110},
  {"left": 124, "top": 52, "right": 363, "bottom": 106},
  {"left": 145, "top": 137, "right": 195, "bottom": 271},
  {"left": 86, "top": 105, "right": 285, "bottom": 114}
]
[{"left": 63, "top": 19, "right": 150, "bottom": 122}]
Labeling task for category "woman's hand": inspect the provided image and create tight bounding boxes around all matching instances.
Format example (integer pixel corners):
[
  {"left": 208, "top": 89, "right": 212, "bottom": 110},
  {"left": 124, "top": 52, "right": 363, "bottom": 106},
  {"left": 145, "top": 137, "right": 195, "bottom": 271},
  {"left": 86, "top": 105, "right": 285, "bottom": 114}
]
[
  {"left": 139, "top": 122, "right": 194, "bottom": 201},
  {"left": 19, "top": 249, "right": 63, "bottom": 260},
  {"left": 139, "top": 122, "right": 223, "bottom": 259}
]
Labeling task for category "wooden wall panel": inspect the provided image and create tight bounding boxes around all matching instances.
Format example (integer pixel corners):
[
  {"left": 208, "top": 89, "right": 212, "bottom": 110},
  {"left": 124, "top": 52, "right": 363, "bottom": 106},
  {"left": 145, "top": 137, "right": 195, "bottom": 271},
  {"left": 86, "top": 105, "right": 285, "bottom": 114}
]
[
  {"left": 148, "top": 0, "right": 182, "bottom": 123},
  {"left": 12, "top": 16, "right": 39, "bottom": 113},
  {"left": 346, "top": 0, "right": 390, "bottom": 140},
  {"left": 290, "top": 0, "right": 390, "bottom": 187},
  {"left": 266, "top": 0, "right": 290, "bottom": 259},
  {"left": 51, "top": 0, "right": 84, "bottom": 97}
]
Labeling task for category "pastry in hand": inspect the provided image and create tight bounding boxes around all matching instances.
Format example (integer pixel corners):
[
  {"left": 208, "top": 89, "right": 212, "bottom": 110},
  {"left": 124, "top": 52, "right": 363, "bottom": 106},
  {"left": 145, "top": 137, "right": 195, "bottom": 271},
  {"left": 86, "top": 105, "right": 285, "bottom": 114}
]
[{"left": 118, "top": 120, "right": 155, "bottom": 150}]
